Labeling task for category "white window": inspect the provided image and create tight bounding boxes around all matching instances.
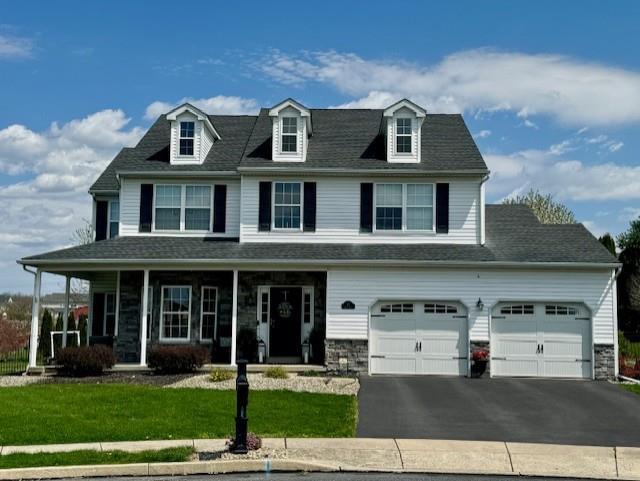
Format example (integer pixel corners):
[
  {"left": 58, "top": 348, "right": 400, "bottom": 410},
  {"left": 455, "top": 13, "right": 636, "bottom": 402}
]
[
  {"left": 259, "top": 289, "right": 269, "bottom": 324},
  {"left": 108, "top": 200, "right": 119, "bottom": 239},
  {"left": 424, "top": 303, "right": 458, "bottom": 314},
  {"left": 200, "top": 286, "right": 217, "bottom": 342},
  {"left": 375, "top": 183, "right": 434, "bottom": 232},
  {"left": 303, "top": 287, "right": 313, "bottom": 324},
  {"left": 545, "top": 305, "right": 577, "bottom": 316},
  {"left": 406, "top": 184, "right": 434, "bottom": 230},
  {"left": 273, "top": 182, "right": 301, "bottom": 229},
  {"left": 500, "top": 304, "right": 535, "bottom": 315},
  {"left": 185, "top": 185, "right": 211, "bottom": 231},
  {"left": 104, "top": 292, "right": 116, "bottom": 336},
  {"left": 155, "top": 185, "right": 182, "bottom": 230},
  {"left": 376, "top": 184, "right": 403, "bottom": 230},
  {"left": 396, "top": 118, "right": 412, "bottom": 153},
  {"left": 142, "top": 286, "right": 153, "bottom": 340},
  {"left": 281, "top": 117, "right": 297, "bottom": 153},
  {"left": 179, "top": 121, "right": 195, "bottom": 156},
  {"left": 160, "top": 286, "right": 191, "bottom": 341},
  {"left": 380, "top": 303, "right": 414, "bottom": 313}
]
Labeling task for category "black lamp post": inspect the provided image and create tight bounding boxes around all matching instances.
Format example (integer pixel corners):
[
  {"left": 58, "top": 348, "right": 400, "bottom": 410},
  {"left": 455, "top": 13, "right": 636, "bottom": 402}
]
[{"left": 231, "top": 359, "right": 249, "bottom": 454}]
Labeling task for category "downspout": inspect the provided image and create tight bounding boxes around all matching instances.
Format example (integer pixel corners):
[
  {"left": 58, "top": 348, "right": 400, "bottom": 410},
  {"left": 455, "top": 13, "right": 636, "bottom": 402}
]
[{"left": 479, "top": 174, "right": 490, "bottom": 246}]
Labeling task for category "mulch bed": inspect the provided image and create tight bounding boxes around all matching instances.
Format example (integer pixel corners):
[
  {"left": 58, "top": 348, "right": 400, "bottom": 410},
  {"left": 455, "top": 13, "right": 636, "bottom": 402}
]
[{"left": 43, "top": 372, "right": 194, "bottom": 386}]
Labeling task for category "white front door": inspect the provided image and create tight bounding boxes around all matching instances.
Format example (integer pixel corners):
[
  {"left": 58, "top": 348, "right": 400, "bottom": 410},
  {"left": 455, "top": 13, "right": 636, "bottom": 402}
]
[
  {"left": 492, "top": 303, "right": 591, "bottom": 379},
  {"left": 370, "top": 301, "right": 467, "bottom": 376}
]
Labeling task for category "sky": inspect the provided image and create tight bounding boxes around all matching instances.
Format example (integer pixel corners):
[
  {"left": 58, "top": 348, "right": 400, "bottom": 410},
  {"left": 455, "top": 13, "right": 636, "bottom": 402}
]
[{"left": 0, "top": 0, "right": 639, "bottom": 293}]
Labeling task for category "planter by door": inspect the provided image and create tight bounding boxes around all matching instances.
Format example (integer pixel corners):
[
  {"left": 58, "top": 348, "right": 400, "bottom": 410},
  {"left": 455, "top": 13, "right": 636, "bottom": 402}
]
[{"left": 269, "top": 287, "right": 302, "bottom": 357}]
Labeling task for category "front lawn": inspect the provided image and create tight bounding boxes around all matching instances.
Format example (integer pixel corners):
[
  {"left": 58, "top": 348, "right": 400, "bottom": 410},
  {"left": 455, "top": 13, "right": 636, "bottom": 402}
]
[
  {"left": 0, "top": 384, "right": 357, "bottom": 445},
  {"left": 0, "top": 447, "right": 193, "bottom": 470},
  {"left": 623, "top": 384, "right": 640, "bottom": 396}
]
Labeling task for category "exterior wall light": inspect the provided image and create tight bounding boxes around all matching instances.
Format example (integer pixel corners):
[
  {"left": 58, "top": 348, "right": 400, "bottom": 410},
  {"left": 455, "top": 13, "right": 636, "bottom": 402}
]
[{"left": 476, "top": 298, "right": 484, "bottom": 311}]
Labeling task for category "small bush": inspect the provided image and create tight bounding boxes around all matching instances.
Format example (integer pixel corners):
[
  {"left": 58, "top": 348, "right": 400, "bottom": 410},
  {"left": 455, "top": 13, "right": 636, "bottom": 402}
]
[
  {"left": 263, "top": 366, "right": 288, "bottom": 379},
  {"left": 298, "top": 369, "right": 325, "bottom": 377},
  {"left": 209, "top": 368, "right": 235, "bottom": 383},
  {"left": 56, "top": 345, "right": 116, "bottom": 376},
  {"left": 148, "top": 345, "right": 209, "bottom": 374}
]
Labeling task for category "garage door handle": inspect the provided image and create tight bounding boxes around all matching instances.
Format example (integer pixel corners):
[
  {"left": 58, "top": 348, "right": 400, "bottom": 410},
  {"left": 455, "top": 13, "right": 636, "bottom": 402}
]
[
  {"left": 576, "top": 359, "right": 591, "bottom": 362},
  {"left": 492, "top": 356, "right": 506, "bottom": 360},
  {"left": 371, "top": 355, "right": 385, "bottom": 359},
  {"left": 453, "top": 356, "right": 468, "bottom": 360}
]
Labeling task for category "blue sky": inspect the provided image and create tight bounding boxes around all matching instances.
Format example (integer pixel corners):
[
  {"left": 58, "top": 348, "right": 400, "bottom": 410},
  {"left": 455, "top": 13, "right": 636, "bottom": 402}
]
[{"left": 1, "top": 1, "right": 639, "bottom": 293}]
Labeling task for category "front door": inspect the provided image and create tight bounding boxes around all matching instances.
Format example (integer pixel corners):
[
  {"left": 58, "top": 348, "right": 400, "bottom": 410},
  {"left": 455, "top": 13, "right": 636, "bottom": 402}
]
[{"left": 269, "top": 287, "right": 302, "bottom": 357}]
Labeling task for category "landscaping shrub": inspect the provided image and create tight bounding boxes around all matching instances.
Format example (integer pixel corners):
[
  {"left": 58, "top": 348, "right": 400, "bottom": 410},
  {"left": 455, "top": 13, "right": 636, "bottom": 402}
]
[
  {"left": 209, "top": 367, "right": 235, "bottom": 383},
  {"left": 148, "top": 345, "right": 209, "bottom": 374},
  {"left": 227, "top": 432, "right": 262, "bottom": 451},
  {"left": 263, "top": 366, "right": 288, "bottom": 379},
  {"left": 56, "top": 345, "right": 116, "bottom": 376},
  {"left": 237, "top": 328, "right": 258, "bottom": 362},
  {"left": 40, "top": 309, "right": 54, "bottom": 359}
]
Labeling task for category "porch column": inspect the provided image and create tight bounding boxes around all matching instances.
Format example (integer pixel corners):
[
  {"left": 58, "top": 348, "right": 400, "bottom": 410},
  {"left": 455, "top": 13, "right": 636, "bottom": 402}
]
[
  {"left": 114, "top": 271, "right": 120, "bottom": 337},
  {"left": 62, "top": 276, "right": 70, "bottom": 347},
  {"left": 28, "top": 269, "right": 42, "bottom": 368},
  {"left": 230, "top": 269, "right": 238, "bottom": 366},
  {"left": 140, "top": 269, "right": 149, "bottom": 366}
]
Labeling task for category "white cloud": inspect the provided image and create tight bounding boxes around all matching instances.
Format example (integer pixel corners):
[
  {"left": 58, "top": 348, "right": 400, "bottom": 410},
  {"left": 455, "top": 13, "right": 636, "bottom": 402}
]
[
  {"left": 620, "top": 207, "right": 640, "bottom": 222},
  {"left": 259, "top": 49, "right": 640, "bottom": 126},
  {"left": 473, "top": 130, "right": 492, "bottom": 139},
  {"left": 0, "top": 34, "right": 34, "bottom": 59},
  {"left": 145, "top": 95, "right": 259, "bottom": 120}
]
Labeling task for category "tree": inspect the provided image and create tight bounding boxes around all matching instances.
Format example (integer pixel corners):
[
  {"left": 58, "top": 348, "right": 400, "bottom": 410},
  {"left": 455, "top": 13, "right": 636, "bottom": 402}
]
[
  {"left": 503, "top": 189, "right": 576, "bottom": 224},
  {"left": 0, "top": 318, "right": 29, "bottom": 355},
  {"left": 71, "top": 218, "right": 94, "bottom": 246},
  {"left": 67, "top": 311, "right": 78, "bottom": 347},
  {"left": 618, "top": 217, "right": 640, "bottom": 251},
  {"left": 599, "top": 233, "right": 617, "bottom": 257},
  {"left": 40, "top": 309, "right": 54, "bottom": 359},
  {"left": 78, "top": 314, "right": 88, "bottom": 346},
  {"left": 2, "top": 294, "right": 32, "bottom": 322},
  {"left": 53, "top": 313, "right": 64, "bottom": 354}
]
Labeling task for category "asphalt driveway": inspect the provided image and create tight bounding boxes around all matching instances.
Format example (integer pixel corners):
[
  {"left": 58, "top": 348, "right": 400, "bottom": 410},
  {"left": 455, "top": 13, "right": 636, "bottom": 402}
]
[{"left": 357, "top": 376, "right": 640, "bottom": 446}]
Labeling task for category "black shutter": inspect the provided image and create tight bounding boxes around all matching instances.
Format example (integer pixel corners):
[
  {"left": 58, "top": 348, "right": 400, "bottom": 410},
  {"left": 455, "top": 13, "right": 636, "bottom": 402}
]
[
  {"left": 360, "top": 183, "right": 374, "bottom": 232},
  {"left": 91, "top": 293, "right": 105, "bottom": 337},
  {"left": 95, "top": 201, "right": 108, "bottom": 241},
  {"left": 212, "top": 184, "right": 227, "bottom": 233},
  {"left": 258, "top": 181, "right": 272, "bottom": 231},
  {"left": 303, "top": 182, "right": 316, "bottom": 232},
  {"left": 139, "top": 184, "right": 153, "bottom": 233},
  {"left": 436, "top": 183, "right": 449, "bottom": 234}
]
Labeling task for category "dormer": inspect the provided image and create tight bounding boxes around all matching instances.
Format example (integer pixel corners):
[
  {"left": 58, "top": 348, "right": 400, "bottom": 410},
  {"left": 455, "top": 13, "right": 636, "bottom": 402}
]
[
  {"left": 166, "top": 103, "right": 220, "bottom": 165},
  {"left": 383, "top": 99, "right": 426, "bottom": 163},
  {"left": 269, "top": 98, "right": 312, "bottom": 162}
]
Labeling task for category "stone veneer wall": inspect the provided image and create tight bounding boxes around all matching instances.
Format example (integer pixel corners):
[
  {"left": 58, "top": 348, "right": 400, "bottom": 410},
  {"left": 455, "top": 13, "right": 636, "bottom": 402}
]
[
  {"left": 115, "top": 271, "right": 234, "bottom": 363},
  {"left": 594, "top": 344, "right": 615, "bottom": 380},
  {"left": 325, "top": 339, "right": 368, "bottom": 374}
]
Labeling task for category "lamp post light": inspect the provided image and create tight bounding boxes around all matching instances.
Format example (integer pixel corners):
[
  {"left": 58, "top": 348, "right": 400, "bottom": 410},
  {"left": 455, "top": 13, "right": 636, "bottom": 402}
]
[{"left": 232, "top": 359, "right": 249, "bottom": 454}]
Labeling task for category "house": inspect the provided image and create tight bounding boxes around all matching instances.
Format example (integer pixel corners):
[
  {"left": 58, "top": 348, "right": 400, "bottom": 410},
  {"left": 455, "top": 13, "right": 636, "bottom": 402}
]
[{"left": 19, "top": 98, "right": 620, "bottom": 379}]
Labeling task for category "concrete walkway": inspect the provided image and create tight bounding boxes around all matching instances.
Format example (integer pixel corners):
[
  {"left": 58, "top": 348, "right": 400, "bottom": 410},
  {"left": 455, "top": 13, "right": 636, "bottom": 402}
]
[{"left": 2, "top": 438, "right": 640, "bottom": 480}]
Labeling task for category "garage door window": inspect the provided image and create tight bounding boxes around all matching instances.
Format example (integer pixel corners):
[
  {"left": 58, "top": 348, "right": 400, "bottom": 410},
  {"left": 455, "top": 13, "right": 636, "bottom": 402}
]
[
  {"left": 424, "top": 303, "right": 458, "bottom": 314},
  {"left": 380, "top": 303, "right": 413, "bottom": 313},
  {"left": 545, "top": 305, "right": 577, "bottom": 316},
  {"left": 500, "top": 304, "right": 534, "bottom": 315}
]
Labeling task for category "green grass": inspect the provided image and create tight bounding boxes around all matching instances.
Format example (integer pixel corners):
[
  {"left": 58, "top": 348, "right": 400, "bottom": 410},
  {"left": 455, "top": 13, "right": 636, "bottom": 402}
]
[
  {"left": 623, "top": 384, "right": 640, "bottom": 396},
  {"left": 0, "top": 384, "right": 357, "bottom": 445},
  {"left": 0, "top": 447, "right": 193, "bottom": 470}
]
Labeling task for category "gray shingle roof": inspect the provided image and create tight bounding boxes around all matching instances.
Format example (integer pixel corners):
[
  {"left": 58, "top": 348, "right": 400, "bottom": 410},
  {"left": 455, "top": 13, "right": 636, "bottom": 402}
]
[
  {"left": 21, "top": 205, "right": 618, "bottom": 266},
  {"left": 90, "top": 109, "right": 487, "bottom": 192}
]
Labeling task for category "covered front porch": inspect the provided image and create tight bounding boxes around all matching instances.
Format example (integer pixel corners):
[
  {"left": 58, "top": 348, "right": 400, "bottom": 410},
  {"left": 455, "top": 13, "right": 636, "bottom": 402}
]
[{"left": 24, "top": 267, "right": 326, "bottom": 369}]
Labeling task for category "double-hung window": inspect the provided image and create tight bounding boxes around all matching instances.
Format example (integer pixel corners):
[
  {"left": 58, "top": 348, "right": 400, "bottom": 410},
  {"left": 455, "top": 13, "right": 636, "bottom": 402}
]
[
  {"left": 185, "top": 186, "right": 211, "bottom": 231},
  {"left": 274, "top": 182, "right": 301, "bottom": 229},
  {"left": 161, "top": 286, "right": 191, "bottom": 340},
  {"left": 375, "top": 183, "right": 434, "bottom": 231},
  {"left": 108, "top": 200, "right": 119, "bottom": 239},
  {"left": 396, "top": 118, "right": 412, "bottom": 153},
  {"left": 281, "top": 117, "right": 298, "bottom": 153},
  {"left": 375, "top": 184, "right": 403, "bottom": 230},
  {"left": 179, "top": 121, "right": 195, "bottom": 156},
  {"left": 200, "top": 286, "right": 217, "bottom": 342},
  {"left": 104, "top": 293, "right": 116, "bottom": 335},
  {"left": 155, "top": 185, "right": 181, "bottom": 230}
]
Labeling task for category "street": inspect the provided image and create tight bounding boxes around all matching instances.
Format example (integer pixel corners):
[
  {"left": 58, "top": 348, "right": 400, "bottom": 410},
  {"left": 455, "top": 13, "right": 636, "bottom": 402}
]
[{"left": 64, "top": 475, "right": 609, "bottom": 481}]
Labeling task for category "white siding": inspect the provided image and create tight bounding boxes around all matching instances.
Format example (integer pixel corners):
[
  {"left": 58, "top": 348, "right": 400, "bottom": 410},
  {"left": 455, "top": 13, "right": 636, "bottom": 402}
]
[
  {"left": 169, "top": 112, "right": 204, "bottom": 165},
  {"left": 240, "top": 177, "right": 479, "bottom": 244},
  {"left": 200, "top": 124, "right": 213, "bottom": 164},
  {"left": 90, "top": 272, "right": 117, "bottom": 292},
  {"left": 119, "top": 177, "right": 240, "bottom": 237},
  {"left": 326, "top": 267, "right": 616, "bottom": 344},
  {"left": 387, "top": 107, "right": 420, "bottom": 163},
  {"left": 271, "top": 106, "right": 306, "bottom": 162}
]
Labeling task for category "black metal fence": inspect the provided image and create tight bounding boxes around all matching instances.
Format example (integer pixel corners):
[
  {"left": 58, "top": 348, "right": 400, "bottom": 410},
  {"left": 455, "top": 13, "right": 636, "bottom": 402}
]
[{"left": 0, "top": 342, "right": 30, "bottom": 375}]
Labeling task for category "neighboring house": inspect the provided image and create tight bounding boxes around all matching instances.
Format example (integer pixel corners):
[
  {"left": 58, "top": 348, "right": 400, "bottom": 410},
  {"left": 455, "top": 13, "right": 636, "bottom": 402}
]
[
  {"left": 40, "top": 293, "right": 89, "bottom": 319},
  {"left": 19, "top": 99, "right": 620, "bottom": 379}
]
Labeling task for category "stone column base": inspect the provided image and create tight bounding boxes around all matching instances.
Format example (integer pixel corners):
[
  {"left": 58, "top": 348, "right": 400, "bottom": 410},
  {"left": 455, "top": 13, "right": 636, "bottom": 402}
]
[
  {"left": 325, "top": 339, "right": 368, "bottom": 374},
  {"left": 594, "top": 344, "right": 615, "bottom": 380}
]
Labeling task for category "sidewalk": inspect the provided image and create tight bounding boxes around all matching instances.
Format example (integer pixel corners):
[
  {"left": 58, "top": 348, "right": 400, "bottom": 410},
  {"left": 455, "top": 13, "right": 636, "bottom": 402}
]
[{"left": 2, "top": 437, "right": 640, "bottom": 480}]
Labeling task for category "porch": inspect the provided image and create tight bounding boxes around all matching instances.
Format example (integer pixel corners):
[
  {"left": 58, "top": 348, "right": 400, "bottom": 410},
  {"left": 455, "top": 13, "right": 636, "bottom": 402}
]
[{"left": 24, "top": 268, "right": 327, "bottom": 369}]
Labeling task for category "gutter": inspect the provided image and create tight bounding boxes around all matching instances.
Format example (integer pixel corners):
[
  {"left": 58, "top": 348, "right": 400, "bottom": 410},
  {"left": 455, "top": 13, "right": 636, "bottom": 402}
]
[
  {"left": 236, "top": 167, "right": 490, "bottom": 177},
  {"left": 116, "top": 170, "right": 238, "bottom": 178}
]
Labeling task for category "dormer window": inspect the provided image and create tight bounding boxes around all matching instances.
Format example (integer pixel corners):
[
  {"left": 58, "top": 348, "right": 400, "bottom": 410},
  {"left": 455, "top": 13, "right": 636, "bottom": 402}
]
[
  {"left": 396, "top": 118, "right": 412, "bottom": 153},
  {"left": 281, "top": 117, "right": 298, "bottom": 153},
  {"left": 179, "top": 121, "right": 195, "bottom": 156}
]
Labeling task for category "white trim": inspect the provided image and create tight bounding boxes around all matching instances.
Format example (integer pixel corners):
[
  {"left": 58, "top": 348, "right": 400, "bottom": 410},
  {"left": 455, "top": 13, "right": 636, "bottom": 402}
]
[
  {"left": 28, "top": 269, "right": 42, "bottom": 368},
  {"left": 272, "top": 181, "right": 303, "bottom": 231},
  {"left": 114, "top": 272, "right": 120, "bottom": 337},
  {"left": 153, "top": 184, "right": 213, "bottom": 234},
  {"left": 140, "top": 270, "right": 149, "bottom": 365},
  {"left": 62, "top": 276, "right": 70, "bottom": 348},
  {"left": 279, "top": 116, "right": 299, "bottom": 155},
  {"left": 373, "top": 182, "right": 435, "bottom": 233},
  {"left": 141, "top": 284, "right": 153, "bottom": 341},
  {"left": 159, "top": 285, "right": 192, "bottom": 343},
  {"left": 383, "top": 98, "right": 426, "bottom": 118},
  {"left": 231, "top": 270, "right": 238, "bottom": 366},
  {"left": 268, "top": 98, "right": 312, "bottom": 134},
  {"left": 165, "top": 103, "right": 221, "bottom": 140},
  {"left": 107, "top": 199, "right": 120, "bottom": 239},
  {"left": 613, "top": 271, "right": 620, "bottom": 377},
  {"left": 395, "top": 117, "right": 413, "bottom": 155},
  {"left": 200, "top": 286, "right": 218, "bottom": 343}
]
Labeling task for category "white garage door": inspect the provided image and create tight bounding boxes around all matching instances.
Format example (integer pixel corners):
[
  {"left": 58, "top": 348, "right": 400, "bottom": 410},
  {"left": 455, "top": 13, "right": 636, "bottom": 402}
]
[
  {"left": 370, "top": 301, "right": 468, "bottom": 376},
  {"left": 491, "top": 303, "right": 591, "bottom": 379}
]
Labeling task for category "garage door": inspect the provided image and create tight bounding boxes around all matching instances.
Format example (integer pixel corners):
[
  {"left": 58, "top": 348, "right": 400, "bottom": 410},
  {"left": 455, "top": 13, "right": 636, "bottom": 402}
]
[
  {"left": 491, "top": 303, "right": 591, "bottom": 379},
  {"left": 370, "top": 301, "right": 468, "bottom": 376}
]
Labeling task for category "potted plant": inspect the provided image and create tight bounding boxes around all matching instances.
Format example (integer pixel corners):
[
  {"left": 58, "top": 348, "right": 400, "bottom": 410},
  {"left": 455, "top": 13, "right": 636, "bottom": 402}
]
[{"left": 470, "top": 348, "right": 489, "bottom": 378}]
